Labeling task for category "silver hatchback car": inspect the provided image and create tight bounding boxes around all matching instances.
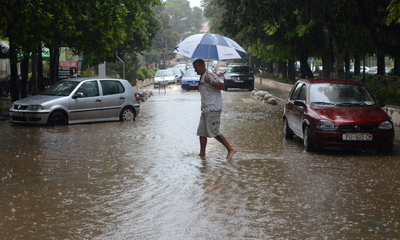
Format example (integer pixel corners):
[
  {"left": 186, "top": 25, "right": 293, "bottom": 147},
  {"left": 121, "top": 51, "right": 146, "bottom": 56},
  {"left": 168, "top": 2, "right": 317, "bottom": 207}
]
[{"left": 9, "top": 78, "right": 140, "bottom": 125}]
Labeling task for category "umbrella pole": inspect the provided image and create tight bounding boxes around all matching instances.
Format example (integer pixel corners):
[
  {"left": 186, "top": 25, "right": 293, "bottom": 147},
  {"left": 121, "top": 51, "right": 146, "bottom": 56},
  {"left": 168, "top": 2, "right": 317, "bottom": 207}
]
[{"left": 207, "top": 44, "right": 210, "bottom": 70}]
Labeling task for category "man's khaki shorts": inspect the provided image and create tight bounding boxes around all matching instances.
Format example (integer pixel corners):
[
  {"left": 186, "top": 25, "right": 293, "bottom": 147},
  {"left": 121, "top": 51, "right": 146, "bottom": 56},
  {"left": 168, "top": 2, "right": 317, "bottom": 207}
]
[{"left": 197, "top": 111, "right": 221, "bottom": 138}]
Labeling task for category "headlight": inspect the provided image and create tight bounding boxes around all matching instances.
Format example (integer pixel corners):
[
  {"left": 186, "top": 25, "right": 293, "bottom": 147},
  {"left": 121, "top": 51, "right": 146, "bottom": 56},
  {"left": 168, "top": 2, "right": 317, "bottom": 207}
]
[
  {"left": 378, "top": 120, "right": 393, "bottom": 130},
  {"left": 248, "top": 77, "right": 254, "bottom": 80},
  {"left": 27, "top": 105, "right": 43, "bottom": 110},
  {"left": 317, "top": 119, "right": 335, "bottom": 129}
]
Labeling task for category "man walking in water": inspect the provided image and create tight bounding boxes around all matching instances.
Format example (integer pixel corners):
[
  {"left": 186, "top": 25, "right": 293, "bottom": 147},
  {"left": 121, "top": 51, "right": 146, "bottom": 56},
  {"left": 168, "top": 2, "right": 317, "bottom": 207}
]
[{"left": 192, "top": 59, "right": 237, "bottom": 160}]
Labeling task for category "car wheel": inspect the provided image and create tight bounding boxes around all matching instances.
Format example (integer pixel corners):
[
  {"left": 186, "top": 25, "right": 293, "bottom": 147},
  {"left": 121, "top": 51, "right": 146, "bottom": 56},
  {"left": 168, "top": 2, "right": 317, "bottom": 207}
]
[
  {"left": 303, "top": 126, "right": 314, "bottom": 151},
  {"left": 120, "top": 107, "right": 135, "bottom": 121},
  {"left": 283, "top": 118, "right": 294, "bottom": 139},
  {"left": 48, "top": 111, "right": 68, "bottom": 126},
  {"left": 249, "top": 82, "right": 254, "bottom": 91}
]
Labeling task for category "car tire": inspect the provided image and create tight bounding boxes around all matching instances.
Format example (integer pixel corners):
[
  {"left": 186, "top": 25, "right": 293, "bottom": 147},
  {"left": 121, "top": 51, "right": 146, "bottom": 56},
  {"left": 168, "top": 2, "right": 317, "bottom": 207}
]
[
  {"left": 283, "top": 118, "right": 294, "bottom": 139},
  {"left": 249, "top": 82, "right": 254, "bottom": 91},
  {"left": 303, "top": 126, "right": 314, "bottom": 151},
  {"left": 120, "top": 107, "right": 135, "bottom": 121},
  {"left": 48, "top": 111, "right": 68, "bottom": 126}
]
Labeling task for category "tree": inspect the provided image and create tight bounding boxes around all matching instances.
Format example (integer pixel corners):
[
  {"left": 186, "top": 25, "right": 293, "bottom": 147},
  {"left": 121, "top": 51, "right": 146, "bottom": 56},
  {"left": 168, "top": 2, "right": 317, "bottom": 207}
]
[{"left": 0, "top": 0, "right": 162, "bottom": 101}]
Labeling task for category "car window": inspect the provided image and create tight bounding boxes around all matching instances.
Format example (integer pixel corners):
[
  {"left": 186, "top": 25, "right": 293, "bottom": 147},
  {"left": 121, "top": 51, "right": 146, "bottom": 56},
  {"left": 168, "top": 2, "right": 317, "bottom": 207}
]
[
  {"left": 184, "top": 70, "right": 199, "bottom": 77},
  {"left": 41, "top": 81, "right": 79, "bottom": 96},
  {"left": 290, "top": 83, "right": 305, "bottom": 100},
  {"left": 155, "top": 70, "right": 174, "bottom": 77},
  {"left": 228, "top": 66, "right": 251, "bottom": 73},
  {"left": 298, "top": 85, "right": 306, "bottom": 100},
  {"left": 310, "top": 83, "right": 375, "bottom": 105},
  {"left": 76, "top": 81, "right": 99, "bottom": 97},
  {"left": 101, "top": 80, "right": 125, "bottom": 95}
]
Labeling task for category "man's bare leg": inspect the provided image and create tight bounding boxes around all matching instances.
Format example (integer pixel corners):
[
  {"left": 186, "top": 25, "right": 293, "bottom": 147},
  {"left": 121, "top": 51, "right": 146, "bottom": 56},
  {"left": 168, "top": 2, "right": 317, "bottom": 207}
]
[
  {"left": 215, "top": 135, "right": 237, "bottom": 159},
  {"left": 199, "top": 136, "right": 207, "bottom": 157}
]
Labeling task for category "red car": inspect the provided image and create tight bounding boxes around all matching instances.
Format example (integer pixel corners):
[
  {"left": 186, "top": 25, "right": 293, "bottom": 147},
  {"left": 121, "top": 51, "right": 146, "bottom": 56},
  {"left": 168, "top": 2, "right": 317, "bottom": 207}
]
[
  {"left": 215, "top": 66, "right": 227, "bottom": 77},
  {"left": 283, "top": 79, "right": 394, "bottom": 153}
]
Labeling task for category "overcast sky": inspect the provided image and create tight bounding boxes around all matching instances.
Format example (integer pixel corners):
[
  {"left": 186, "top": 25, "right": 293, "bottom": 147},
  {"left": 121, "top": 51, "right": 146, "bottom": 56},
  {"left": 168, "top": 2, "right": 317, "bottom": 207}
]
[{"left": 188, "top": 0, "right": 202, "bottom": 8}]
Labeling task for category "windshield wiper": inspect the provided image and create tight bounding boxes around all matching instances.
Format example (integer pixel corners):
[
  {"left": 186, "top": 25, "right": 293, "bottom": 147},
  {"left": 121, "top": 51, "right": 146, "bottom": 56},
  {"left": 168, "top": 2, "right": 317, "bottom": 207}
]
[
  {"left": 336, "top": 102, "right": 365, "bottom": 106},
  {"left": 311, "top": 102, "right": 335, "bottom": 105}
]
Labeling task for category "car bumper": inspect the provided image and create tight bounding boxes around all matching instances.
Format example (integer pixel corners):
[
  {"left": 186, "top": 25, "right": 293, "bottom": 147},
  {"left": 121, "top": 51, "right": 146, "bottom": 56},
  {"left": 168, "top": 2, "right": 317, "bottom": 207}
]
[
  {"left": 9, "top": 110, "right": 50, "bottom": 124},
  {"left": 309, "top": 128, "right": 394, "bottom": 150},
  {"left": 224, "top": 79, "right": 254, "bottom": 89},
  {"left": 181, "top": 83, "right": 199, "bottom": 90}
]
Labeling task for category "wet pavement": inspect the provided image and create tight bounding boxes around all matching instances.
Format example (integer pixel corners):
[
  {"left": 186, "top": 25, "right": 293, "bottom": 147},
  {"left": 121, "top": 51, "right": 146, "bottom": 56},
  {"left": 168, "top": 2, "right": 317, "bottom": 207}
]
[{"left": 1, "top": 84, "right": 400, "bottom": 239}]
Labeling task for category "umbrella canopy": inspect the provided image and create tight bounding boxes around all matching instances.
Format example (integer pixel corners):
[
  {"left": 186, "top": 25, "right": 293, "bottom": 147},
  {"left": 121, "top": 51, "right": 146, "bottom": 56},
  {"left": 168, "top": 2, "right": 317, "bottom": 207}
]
[{"left": 174, "top": 33, "right": 246, "bottom": 60}]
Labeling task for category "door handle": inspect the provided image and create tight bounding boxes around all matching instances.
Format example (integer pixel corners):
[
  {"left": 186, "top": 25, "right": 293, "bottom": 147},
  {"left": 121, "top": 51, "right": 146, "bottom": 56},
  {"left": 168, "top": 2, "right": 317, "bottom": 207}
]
[
  {"left": 95, "top": 99, "right": 102, "bottom": 102},
  {"left": 119, "top": 97, "right": 125, "bottom": 100}
]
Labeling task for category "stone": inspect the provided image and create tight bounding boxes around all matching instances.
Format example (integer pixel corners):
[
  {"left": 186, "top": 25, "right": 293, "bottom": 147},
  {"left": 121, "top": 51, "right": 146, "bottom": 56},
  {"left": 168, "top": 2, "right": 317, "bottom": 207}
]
[{"left": 267, "top": 98, "right": 278, "bottom": 105}]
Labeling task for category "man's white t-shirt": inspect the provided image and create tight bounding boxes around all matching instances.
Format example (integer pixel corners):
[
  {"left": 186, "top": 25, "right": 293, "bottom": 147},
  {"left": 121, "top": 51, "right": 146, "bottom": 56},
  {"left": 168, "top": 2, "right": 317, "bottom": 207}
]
[{"left": 199, "top": 72, "right": 223, "bottom": 112}]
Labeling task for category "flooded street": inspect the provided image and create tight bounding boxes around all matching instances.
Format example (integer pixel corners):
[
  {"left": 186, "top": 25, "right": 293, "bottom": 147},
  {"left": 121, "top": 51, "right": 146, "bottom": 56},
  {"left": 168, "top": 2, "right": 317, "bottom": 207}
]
[{"left": 1, "top": 85, "right": 400, "bottom": 239}]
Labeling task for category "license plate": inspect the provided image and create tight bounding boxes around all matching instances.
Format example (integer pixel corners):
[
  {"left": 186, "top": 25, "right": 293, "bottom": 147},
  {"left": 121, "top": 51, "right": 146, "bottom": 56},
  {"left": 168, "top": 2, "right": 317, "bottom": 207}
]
[
  {"left": 190, "top": 84, "right": 198, "bottom": 86},
  {"left": 342, "top": 133, "right": 373, "bottom": 141},
  {"left": 235, "top": 80, "right": 244, "bottom": 83}
]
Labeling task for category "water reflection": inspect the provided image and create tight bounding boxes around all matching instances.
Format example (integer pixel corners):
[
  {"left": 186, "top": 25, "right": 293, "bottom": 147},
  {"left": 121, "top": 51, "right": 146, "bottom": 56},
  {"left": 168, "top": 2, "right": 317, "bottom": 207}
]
[{"left": 0, "top": 86, "right": 400, "bottom": 239}]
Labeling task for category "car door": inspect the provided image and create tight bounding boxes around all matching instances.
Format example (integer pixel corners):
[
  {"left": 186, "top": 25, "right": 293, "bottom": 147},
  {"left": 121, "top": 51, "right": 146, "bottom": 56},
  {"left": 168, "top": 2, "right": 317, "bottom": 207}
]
[
  {"left": 100, "top": 80, "right": 126, "bottom": 119},
  {"left": 69, "top": 80, "right": 102, "bottom": 122},
  {"left": 286, "top": 82, "right": 306, "bottom": 136}
]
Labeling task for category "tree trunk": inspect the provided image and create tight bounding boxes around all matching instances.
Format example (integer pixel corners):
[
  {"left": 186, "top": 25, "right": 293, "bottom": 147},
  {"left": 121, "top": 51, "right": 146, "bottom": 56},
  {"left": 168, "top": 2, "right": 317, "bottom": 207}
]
[
  {"left": 354, "top": 52, "right": 361, "bottom": 76},
  {"left": 20, "top": 55, "right": 29, "bottom": 98},
  {"left": 9, "top": 40, "right": 19, "bottom": 101},
  {"left": 321, "top": 52, "right": 332, "bottom": 79},
  {"left": 31, "top": 47, "right": 38, "bottom": 95},
  {"left": 280, "top": 61, "right": 287, "bottom": 79},
  {"left": 288, "top": 59, "right": 296, "bottom": 82},
  {"left": 377, "top": 55, "right": 385, "bottom": 75},
  {"left": 50, "top": 40, "right": 60, "bottom": 84},
  {"left": 299, "top": 51, "right": 314, "bottom": 79},
  {"left": 394, "top": 56, "right": 400, "bottom": 76},
  {"left": 37, "top": 46, "right": 44, "bottom": 92},
  {"left": 335, "top": 53, "right": 345, "bottom": 79},
  {"left": 345, "top": 53, "right": 350, "bottom": 79}
]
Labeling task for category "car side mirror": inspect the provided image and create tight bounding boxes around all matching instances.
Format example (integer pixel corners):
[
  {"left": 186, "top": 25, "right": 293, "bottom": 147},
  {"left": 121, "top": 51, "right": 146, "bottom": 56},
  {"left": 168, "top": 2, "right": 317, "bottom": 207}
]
[
  {"left": 294, "top": 100, "right": 306, "bottom": 107},
  {"left": 73, "top": 92, "right": 84, "bottom": 99}
]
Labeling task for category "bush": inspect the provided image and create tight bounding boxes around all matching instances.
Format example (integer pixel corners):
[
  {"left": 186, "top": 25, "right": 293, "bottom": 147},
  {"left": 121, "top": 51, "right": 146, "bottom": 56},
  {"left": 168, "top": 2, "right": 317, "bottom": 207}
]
[
  {"left": 136, "top": 70, "right": 145, "bottom": 81},
  {"left": 148, "top": 68, "right": 159, "bottom": 77},
  {"left": 140, "top": 67, "right": 150, "bottom": 79},
  {"left": 367, "top": 82, "right": 400, "bottom": 106}
]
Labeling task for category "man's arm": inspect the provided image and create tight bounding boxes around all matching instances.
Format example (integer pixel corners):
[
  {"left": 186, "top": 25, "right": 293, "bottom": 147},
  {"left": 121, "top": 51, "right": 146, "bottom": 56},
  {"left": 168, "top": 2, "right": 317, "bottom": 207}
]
[{"left": 205, "top": 75, "right": 225, "bottom": 90}]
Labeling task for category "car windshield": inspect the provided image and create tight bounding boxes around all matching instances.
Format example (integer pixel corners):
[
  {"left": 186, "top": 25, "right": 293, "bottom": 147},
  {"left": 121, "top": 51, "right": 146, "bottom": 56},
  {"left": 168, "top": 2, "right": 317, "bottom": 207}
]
[
  {"left": 171, "top": 68, "right": 181, "bottom": 74},
  {"left": 184, "top": 70, "right": 199, "bottom": 77},
  {"left": 309, "top": 83, "right": 375, "bottom": 106},
  {"left": 155, "top": 70, "right": 174, "bottom": 77},
  {"left": 228, "top": 66, "right": 251, "bottom": 73},
  {"left": 41, "top": 81, "right": 79, "bottom": 96}
]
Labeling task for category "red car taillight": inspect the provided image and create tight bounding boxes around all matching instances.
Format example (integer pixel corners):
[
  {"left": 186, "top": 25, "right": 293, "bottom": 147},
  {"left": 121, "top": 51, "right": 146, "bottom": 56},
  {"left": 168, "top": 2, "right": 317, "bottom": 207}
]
[{"left": 134, "top": 93, "right": 139, "bottom": 102}]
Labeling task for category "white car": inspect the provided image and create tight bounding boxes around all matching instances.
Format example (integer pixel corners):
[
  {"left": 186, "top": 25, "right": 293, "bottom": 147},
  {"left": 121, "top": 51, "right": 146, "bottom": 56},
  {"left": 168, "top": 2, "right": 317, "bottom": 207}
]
[
  {"left": 9, "top": 78, "right": 140, "bottom": 125},
  {"left": 154, "top": 69, "right": 177, "bottom": 87}
]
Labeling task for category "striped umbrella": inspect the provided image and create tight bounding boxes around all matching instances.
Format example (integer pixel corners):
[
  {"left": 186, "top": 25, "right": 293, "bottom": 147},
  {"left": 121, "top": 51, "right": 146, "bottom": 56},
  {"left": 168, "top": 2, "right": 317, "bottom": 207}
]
[{"left": 174, "top": 33, "right": 246, "bottom": 60}]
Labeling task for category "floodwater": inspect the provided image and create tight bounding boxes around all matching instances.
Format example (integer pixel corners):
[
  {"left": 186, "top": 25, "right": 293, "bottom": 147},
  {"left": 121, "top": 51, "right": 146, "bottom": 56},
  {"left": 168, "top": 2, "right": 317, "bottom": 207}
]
[{"left": 1, "top": 85, "right": 400, "bottom": 239}]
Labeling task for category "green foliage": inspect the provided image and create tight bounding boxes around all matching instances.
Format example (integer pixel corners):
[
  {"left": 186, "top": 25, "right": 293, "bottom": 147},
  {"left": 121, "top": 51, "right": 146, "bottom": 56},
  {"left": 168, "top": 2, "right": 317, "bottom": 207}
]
[
  {"left": 387, "top": 0, "right": 400, "bottom": 25},
  {"left": 80, "top": 68, "right": 94, "bottom": 77},
  {"left": 137, "top": 70, "right": 145, "bottom": 81},
  {"left": 148, "top": 68, "right": 160, "bottom": 77},
  {"left": 140, "top": 67, "right": 150, "bottom": 79},
  {"left": 366, "top": 81, "right": 400, "bottom": 106}
]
